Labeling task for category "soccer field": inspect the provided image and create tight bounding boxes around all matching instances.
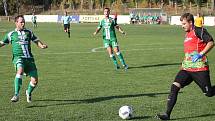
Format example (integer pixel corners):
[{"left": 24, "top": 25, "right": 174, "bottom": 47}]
[{"left": 0, "top": 22, "right": 215, "bottom": 121}]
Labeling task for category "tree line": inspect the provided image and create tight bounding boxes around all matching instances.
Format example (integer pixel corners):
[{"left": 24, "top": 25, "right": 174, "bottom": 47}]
[{"left": 0, "top": 0, "right": 214, "bottom": 16}]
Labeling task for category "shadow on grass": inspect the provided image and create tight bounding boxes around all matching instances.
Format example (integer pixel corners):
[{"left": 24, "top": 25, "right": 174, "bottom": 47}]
[
  {"left": 171, "top": 113, "right": 215, "bottom": 120},
  {"left": 128, "top": 63, "right": 181, "bottom": 69},
  {"left": 27, "top": 92, "right": 169, "bottom": 108},
  {"left": 132, "top": 116, "right": 151, "bottom": 120}
]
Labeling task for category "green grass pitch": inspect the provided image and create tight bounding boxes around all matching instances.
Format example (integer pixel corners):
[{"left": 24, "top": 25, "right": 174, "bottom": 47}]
[{"left": 0, "top": 22, "right": 215, "bottom": 121}]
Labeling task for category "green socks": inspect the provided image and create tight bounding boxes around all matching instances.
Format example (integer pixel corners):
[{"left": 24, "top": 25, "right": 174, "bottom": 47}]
[
  {"left": 14, "top": 74, "right": 37, "bottom": 96},
  {"left": 116, "top": 52, "right": 126, "bottom": 66},
  {"left": 110, "top": 54, "right": 119, "bottom": 67},
  {"left": 14, "top": 75, "right": 22, "bottom": 96},
  {"left": 27, "top": 82, "right": 36, "bottom": 96}
]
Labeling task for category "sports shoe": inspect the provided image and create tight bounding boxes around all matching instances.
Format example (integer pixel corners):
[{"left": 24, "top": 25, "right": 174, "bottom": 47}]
[
  {"left": 156, "top": 113, "right": 170, "bottom": 120},
  {"left": 123, "top": 64, "right": 129, "bottom": 70},
  {"left": 26, "top": 90, "right": 32, "bottom": 103},
  {"left": 11, "top": 95, "right": 19, "bottom": 102}
]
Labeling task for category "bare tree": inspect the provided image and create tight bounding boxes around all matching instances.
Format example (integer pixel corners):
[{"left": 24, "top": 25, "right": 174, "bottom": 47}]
[
  {"left": 89, "top": 0, "right": 96, "bottom": 11},
  {"left": 16, "top": 0, "right": 19, "bottom": 14},
  {"left": 3, "top": 0, "right": 8, "bottom": 16},
  {"left": 212, "top": 0, "right": 214, "bottom": 11},
  {"left": 80, "top": 0, "right": 84, "bottom": 10}
]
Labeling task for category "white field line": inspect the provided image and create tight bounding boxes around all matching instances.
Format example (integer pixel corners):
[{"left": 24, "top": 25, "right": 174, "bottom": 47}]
[{"left": 0, "top": 46, "right": 182, "bottom": 56}]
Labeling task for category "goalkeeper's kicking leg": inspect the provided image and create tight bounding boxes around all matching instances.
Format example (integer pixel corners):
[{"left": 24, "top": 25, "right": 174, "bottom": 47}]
[{"left": 156, "top": 70, "right": 215, "bottom": 120}]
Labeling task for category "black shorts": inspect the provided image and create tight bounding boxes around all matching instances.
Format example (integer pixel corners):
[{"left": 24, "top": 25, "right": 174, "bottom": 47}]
[
  {"left": 174, "top": 70, "right": 212, "bottom": 94},
  {"left": 64, "top": 24, "right": 70, "bottom": 30}
]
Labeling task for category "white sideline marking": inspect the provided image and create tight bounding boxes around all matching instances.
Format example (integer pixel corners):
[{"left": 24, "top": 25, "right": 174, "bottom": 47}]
[
  {"left": 41, "top": 51, "right": 92, "bottom": 55},
  {"left": 91, "top": 47, "right": 181, "bottom": 53},
  {"left": 91, "top": 46, "right": 105, "bottom": 52}
]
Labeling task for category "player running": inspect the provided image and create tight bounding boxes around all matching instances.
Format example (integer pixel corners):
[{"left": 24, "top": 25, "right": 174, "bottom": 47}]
[
  {"left": 93, "top": 7, "right": 128, "bottom": 70},
  {"left": 156, "top": 13, "right": 215, "bottom": 120},
  {"left": 61, "top": 11, "right": 72, "bottom": 38},
  {"left": 0, "top": 15, "right": 48, "bottom": 103},
  {"left": 31, "top": 13, "right": 37, "bottom": 28}
]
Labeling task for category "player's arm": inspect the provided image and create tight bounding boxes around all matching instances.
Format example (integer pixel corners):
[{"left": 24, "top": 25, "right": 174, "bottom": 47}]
[
  {"left": 0, "top": 34, "right": 10, "bottom": 47},
  {"left": 115, "top": 25, "right": 126, "bottom": 35},
  {"left": 192, "top": 41, "right": 214, "bottom": 62},
  {"left": 195, "top": 27, "right": 214, "bottom": 54},
  {"left": 192, "top": 28, "right": 214, "bottom": 62},
  {"left": 200, "top": 41, "right": 214, "bottom": 55},
  {"left": 113, "top": 17, "right": 125, "bottom": 35},
  {"left": 0, "top": 41, "right": 6, "bottom": 47},
  {"left": 93, "top": 28, "right": 101, "bottom": 35},
  {"left": 34, "top": 40, "right": 48, "bottom": 49},
  {"left": 93, "top": 21, "right": 103, "bottom": 35},
  {"left": 31, "top": 32, "right": 48, "bottom": 49}
]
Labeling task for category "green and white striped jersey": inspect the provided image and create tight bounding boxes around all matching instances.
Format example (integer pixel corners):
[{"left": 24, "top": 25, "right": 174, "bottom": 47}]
[
  {"left": 97, "top": 17, "right": 117, "bottom": 40},
  {"left": 1, "top": 28, "right": 39, "bottom": 59}
]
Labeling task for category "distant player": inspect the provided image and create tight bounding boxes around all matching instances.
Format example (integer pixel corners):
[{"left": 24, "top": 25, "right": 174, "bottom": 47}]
[
  {"left": 31, "top": 13, "right": 37, "bottom": 28},
  {"left": 113, "top": 12, "right": 118, "bottom": 24},
  {"left": 93, "top": 7, "right": 128, "bottom": 70},
  {"left": 61, "top": 11, "right": 72, "bottom": 38},
  {"left": 0, "top": 15, "right": 48, "bottom": 103},
  {"left": 195, "top": 13, "right": 204, "bottom": 28},
  {"left": 156, "top": 13, "right": 215, "bottom": 120}
]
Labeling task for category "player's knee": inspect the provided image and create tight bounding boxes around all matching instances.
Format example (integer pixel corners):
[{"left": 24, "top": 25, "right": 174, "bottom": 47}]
[
  {"left": 31, "top": 77, "right": 38, "bottom": 84},
  {"left": 31, "top": 79, "right": 38, "bottom": 85},
  {"left": 30, "top": 81, "right": 37, "bottom": 87},
  {"left": 173, "top": 82, "right": 181, "bottom": 88}
]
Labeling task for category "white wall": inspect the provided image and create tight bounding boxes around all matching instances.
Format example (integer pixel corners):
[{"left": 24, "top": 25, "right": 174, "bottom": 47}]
[
  {"left": 24, "top": 14, "right": 215, "bottom": 26},
  {"left": 170, "top": 16, "right": 215, "bottom": 26},
  {"left": 24, "top": 15, "right": 59, "bottom": 22},
  {"left": 24, "top": 15, "right": 130, "bottom": 24},
  {"left": 204, "top": 17, "right": 215, "bottom": 26}
]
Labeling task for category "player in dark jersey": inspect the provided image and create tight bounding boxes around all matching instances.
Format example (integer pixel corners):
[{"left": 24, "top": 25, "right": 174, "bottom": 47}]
[
  {"left": 0, "top": 15, "right": 48, "bottom": 103},
  {"left": 156, "top": 13, "right": 215, "bottom": 120}
]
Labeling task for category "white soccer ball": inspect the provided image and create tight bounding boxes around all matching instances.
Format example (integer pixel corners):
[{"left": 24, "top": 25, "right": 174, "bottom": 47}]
[{"left": 119, "top": 105, "right": 133, "bottom": 120}]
